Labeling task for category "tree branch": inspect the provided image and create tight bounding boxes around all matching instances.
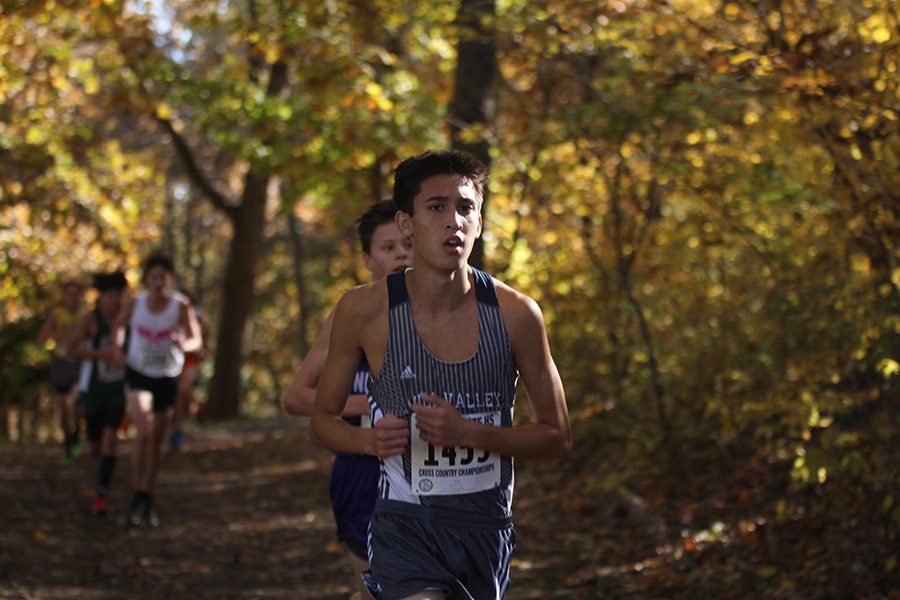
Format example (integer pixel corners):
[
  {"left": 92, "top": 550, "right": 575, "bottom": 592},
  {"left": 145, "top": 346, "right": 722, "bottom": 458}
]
[{"left": 155, "top": 116, "right": 237, "bottom": 218}]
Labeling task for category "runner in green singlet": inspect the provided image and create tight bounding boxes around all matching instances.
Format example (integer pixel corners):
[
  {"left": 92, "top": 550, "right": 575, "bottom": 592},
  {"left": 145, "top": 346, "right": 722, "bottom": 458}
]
[{"left": 68, "top": 271, "right": 129, "bottom": 516}]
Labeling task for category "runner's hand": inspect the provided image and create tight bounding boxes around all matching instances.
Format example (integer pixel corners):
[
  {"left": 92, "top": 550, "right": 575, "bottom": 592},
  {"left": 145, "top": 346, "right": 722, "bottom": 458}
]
[
  {"left": 170, "top": 331, "right": 185, "bottom": 351},
  {"left": 373, "top": 414, "right": 409, "bottom": 458},
  {"left": 412, "top": 394, "right": 467, "bottom": 447},
  {"left": 106, "top": 345, "right": 126, "bottom": 368},
  {"left": 97, "top": 345, "right": 119, "bottom": 363}
]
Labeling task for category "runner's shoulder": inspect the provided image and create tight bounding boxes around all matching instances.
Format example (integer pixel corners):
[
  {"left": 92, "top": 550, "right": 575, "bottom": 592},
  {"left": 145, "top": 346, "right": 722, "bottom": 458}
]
[
  {"left": 492, "top": 278, "right": 543, "bottom": 323},
  {"left": 494, "top": 278, "right": 544, "bottom": 337},
  {"left": 333, "top": 279, "right": 388, "bottom": 331}
]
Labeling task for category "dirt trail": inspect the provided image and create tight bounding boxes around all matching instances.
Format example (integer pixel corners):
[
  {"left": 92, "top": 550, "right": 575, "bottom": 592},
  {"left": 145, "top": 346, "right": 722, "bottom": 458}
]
[
  {"left": 6, "top": 420, "right": 892, "bottom": 599},
  {"left": 0, "top": 420, "right": 595, "bottom": 599}
]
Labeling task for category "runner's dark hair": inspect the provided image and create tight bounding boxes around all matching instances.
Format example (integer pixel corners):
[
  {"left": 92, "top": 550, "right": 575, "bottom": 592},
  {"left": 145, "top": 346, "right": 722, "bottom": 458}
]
[
  {"left": 356, "top": 199, "right": 400, "bottom": 254},
  {"left": 392, "top": 150, "right": 487, "bottom": 215}
]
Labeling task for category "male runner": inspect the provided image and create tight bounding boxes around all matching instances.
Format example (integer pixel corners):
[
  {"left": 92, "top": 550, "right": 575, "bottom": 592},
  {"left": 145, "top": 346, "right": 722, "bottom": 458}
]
[
  {"left": 68, "top": 271, "right": 129, "bottom": 515},
  {"left": 312, "top": 150, "right": 572, "bottom": 599},
  {"left": 112, "top": 252, "right": 202, "bottom": 527},
  {"left": 285, "top": 200, "right": 411, "bottom": 599},
  {"left": 38, "top": 280, "right": 85, "bottom": 463},
  {"left": 169, "top": 291, "right": 211, "bottom": 453}
]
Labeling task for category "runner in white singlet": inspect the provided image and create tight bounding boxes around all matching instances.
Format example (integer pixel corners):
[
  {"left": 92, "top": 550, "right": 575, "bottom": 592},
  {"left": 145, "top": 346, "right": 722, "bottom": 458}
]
[{"left": 110, "top": 251, "right": 202, "bottom": 528}]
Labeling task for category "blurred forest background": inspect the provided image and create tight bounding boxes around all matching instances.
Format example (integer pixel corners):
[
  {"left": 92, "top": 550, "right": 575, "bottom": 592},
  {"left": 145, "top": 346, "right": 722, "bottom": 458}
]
[{"left": 0, "top": 0, "right": 898, "bottom": 593}]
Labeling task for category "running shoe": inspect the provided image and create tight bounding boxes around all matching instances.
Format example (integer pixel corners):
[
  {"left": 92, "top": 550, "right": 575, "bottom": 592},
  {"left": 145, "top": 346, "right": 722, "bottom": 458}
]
[
  {"left": 142, "top": 503, "right": 160, "bottom": 528},
  {"left": 92, "top": 495, "right": 108, "bottom": 516},
  {"left": 126, "top": 497, "right": 146, "bottom": 527}
]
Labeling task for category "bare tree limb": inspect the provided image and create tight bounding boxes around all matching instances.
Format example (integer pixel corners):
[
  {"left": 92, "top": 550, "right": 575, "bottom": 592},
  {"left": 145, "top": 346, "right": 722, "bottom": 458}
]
[{"left": 155, "top": 116, "right": 238, "bottom": 218}]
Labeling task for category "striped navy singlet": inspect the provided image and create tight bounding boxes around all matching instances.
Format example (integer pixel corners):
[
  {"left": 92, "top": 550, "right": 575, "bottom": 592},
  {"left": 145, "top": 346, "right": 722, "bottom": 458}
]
[{"left": 368, "top": 267, "right": 519, "bottom": 520}]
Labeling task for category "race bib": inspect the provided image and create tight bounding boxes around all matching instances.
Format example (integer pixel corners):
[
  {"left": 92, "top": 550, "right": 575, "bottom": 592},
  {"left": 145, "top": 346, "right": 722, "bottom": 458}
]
[
  {"left": 410, "top": 411, "right": 501, "bottom": 495},
  {"left": 141, "top": 344, "right": 171, "bottom": 371},
  {"left": 96, "top": 335, "right": 124, "bottom": 382},
  {"left": 97, "top": 359, "right": 125, "bottom": 383}
]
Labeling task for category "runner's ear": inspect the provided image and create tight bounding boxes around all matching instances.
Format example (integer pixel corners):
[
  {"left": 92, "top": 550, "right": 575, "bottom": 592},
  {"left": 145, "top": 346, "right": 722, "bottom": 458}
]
[{"left": 396, "top": 211, "right": 413, "bottom": 237}]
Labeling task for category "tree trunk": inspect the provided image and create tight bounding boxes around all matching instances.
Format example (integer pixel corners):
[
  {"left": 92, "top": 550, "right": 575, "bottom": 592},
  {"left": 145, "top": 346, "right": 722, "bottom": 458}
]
[
  {"left": 0, "top": 402, "right": 7, "bottom": 442},
  {"left": 448, "top": 0, "right": 496, "bottom": 269},
  {"left": 608, "top": 165, "right": 670, "bottom": 444},
  {"left": 288, "top": 212, "right": 310, "bottom": 357},
  {"left": 204, "top": 174, "right": 270, "bottom": 419},
  {"left": 163, "top": 59, "right": 287, "bottom": 420}
]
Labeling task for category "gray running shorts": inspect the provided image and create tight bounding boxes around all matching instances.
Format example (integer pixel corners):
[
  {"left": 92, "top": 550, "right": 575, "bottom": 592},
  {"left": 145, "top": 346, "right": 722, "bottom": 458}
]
[{"left": 366, "top": 499, "right": 516, "bottom": 600}]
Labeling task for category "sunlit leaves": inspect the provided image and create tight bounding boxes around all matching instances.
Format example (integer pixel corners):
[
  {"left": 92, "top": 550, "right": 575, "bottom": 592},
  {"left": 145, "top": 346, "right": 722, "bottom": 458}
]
[
  {"left": 856, "top": 11, "right": 892, "bottom": 43},
  {"left": 483, "top": 1, "right": 898, "bottom": 487},
  {"left": 1, "top": 0, "right": 896, "bottom": 456},
  {"left": 0, "top": 3, "right": 166, "bottom": 328}
]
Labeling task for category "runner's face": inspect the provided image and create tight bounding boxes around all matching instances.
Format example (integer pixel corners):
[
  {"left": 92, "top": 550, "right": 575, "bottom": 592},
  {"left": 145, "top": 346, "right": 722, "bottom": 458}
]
[
  {"left": 398, "top": 174, "right": 482, "bottom": 271},
  {"left": 144, "top": 266, "right": 173, "bottom": 297},
  {"left": 364, "top": 221, "right": 412, "bottom": 280},
  {"left": 62, "top": 285, "right": 82, "bottom": 311},
  {"left": 98, "top": 289, "right": 123, "bottom": 318}
]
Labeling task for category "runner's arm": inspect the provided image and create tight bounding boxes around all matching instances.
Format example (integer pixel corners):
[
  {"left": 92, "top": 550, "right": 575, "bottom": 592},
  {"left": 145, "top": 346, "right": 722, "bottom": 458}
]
[
  {"left": 197, "top": 310, "right": 212, "bottom": 359},
  {"left": 310, "top": 292, "right": 388, "bottom": 455},
  {"left": 284, "top": 309, "right": 370, "bottom": 418},
  {"left": 66, "top": 313, "right": 96, "bottom": 360},
  {"left": 284, "top": 311, "right": 332, "bottom": 417},
  {"left": 176, "top": 299, "right": 202, "bottom": 354},
  {"left": 108, "top": 295, "right": 134, "bottom": 367},
  {"left": 37, "top": 313, "right": 57, "bottom": 345}
]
